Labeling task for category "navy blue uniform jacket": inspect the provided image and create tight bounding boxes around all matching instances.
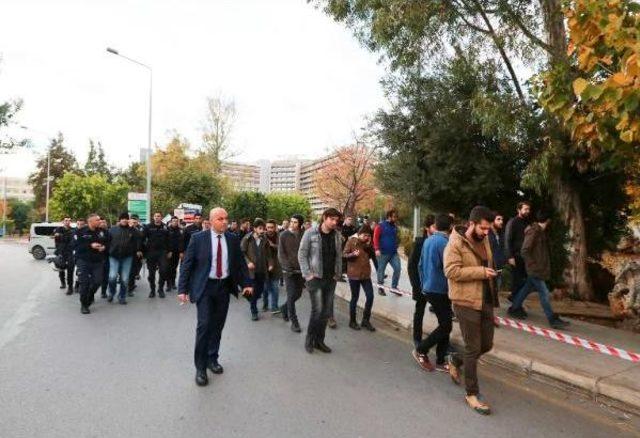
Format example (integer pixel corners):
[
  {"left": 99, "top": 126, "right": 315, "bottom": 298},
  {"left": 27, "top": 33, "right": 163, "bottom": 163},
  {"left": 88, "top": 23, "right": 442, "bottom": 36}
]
[{"left": 178, "top": 230, "right": 252, "bottom": 303}]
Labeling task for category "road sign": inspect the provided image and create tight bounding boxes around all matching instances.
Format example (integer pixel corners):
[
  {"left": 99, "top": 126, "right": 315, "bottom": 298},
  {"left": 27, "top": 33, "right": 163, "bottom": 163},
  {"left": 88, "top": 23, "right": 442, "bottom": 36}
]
[{"left": 128, "top": 192, "right": 148, "bottom": 223}]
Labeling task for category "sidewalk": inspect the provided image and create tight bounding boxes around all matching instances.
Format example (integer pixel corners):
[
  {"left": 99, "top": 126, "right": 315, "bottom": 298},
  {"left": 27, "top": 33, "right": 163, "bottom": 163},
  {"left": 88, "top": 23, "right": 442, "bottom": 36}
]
[{"left": 335, "top": 257, "right": 640, "bottom": 414}]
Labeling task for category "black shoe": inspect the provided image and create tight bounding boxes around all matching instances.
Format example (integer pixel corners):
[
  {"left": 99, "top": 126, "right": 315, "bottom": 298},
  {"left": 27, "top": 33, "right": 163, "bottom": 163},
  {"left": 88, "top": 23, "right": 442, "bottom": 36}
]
[
  {"left": 507, "top": 307, "right": 527, "bottom": 320},
  {"left": 281, "top": 305, "right": 290, "bottom": 322},
  {"left": 251, "top": 313, "right": 259, "bottom": 321},
  {"left": 66, "top": 287, "right": 73, "bottom": 296},
  {"left": 208, "top": 361, "right": 224, "bottom": 374},
  {"left": 119, "top": 299, "right": 127, "bottom": 305},
  {"left": 158, "top": 289, "right": 166, "bottom": 298},
  {"left": 129, "top": 284, "right": 137, "bottom": 292},
  {"left": 378, "top": 287, "right": 387, "bottom": 296},
  {"left": 101, "top": 292, "right": 107, "bottom": 299},
  {"left": 127, "top": 291, "right": 134, "bottom": 297},
  {"left": 291, "top": 319, "right": 301, "bottom": 333},
  {"left": 429, "top": 305, "right": 435, "bottom": 314},
  {"left": 148, "top": 291, "right": 155, "bottom": 298},
  {"left": 305, "top": 335, "right": 314, "bottom": 354},
  {"left": 60, "top": 283, "right": 66, "bottom": 289},
  {"left": 81, "top": 305, "right": 90, "bottom": 314},
  {"left": 107, "top": 294, "right": 114, "bottom": 303},
  {"left": 314, "top": 340, "right": 332, "bottom": 353},
  {"left": 349, "top": 320, "right": 361, "bottom": 330},
  {"left": 550, "top": 317, "right": 570, "bottom": 330},
  {"left": 361, "top": 320, "right": 376, "bottom": 332},
  {"left": 195, "top": 369, "right": 208, "bottom": 386}
]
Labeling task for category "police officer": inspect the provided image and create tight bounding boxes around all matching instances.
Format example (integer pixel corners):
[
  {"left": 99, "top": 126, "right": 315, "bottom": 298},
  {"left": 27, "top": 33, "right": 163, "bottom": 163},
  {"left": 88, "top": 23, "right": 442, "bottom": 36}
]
[
  {"left": 143, "top": 212, "right": 170, "bottom": 298},
  {"left": 127, "top": 214, "right": 144, "bottom": 294},
  {"left": 74, "top": 213, "right": 108, "bottom": 314},
  {"left": 166, "top": 216, "right": 184, "bottom": 291},
  {"left": 54, "top": 216, "right": 75, "bottom": 295},
  {"left": 183, "top": 212, "right": 203, "bottom": 251},
  {"left": 71, "top": 218, "right": 87, "bottom": 292},
  {"left": 99, "top": 218, "right": 110, "bottom": 299}
]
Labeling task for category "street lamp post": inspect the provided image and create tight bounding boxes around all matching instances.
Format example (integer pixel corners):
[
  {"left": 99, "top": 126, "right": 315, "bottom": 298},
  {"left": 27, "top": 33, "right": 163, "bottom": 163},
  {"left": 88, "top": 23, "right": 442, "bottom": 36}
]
[
  {"left": 20, "top": 126, "right": 53, "bottom": 222},
  {"left": 1, "top": 168, "right": 6, "bottom": 238},
  {"left": 106, "top": 47, "right": 152, "bottom": 223}
]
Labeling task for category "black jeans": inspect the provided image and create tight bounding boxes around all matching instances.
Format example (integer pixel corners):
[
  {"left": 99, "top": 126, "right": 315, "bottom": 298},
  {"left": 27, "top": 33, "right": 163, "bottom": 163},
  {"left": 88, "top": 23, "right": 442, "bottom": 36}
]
[
  {"left": 58, "top": 253, "right": 75, "bottom": 287},
  {"left": 76, "top": 259, "right": 104, "bottom": 307},
  {"left": 284, "top": 273, "right": 304, "bottom": 321},
  {"left": 194, "top": 279, "right": 230, "bottom": 371},
  {"left": 128, "top": 255, "right": 142, "bottom": 289},
  {"left": 348, "top": 278, "right": 374, "bottom": 322},
  {"left": 147, "top": 251, "right": 168, "bottom": 291},
  {"left": 166, "top": 251, "right": 180, "bottom": 287},
  {"left": 306, "top": 278, "right": 336, "bottom": 342},
  {"left": 249, "top": 272, "right": 266, "bottom": 316},
  {"left": 101, "top": 258, "right": 109, "bottom": 295},
  {"left": 416, "top": 293, "right": 453, "bottom": 364},
  {"left": 510, "top": 255, "right": 527, "bottom": 296},
  {"left": 413, "top": 293, "right": 428, "bottom": 345}
]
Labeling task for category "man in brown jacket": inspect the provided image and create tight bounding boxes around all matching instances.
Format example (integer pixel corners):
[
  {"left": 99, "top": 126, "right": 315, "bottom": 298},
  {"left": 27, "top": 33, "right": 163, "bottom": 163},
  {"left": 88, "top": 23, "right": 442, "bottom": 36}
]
[
  {"left": 444, "top": 206, "right": 498, "bottom": 415},
  {"left": 508, "top": 211, "right": 570, "bottom": 329}
]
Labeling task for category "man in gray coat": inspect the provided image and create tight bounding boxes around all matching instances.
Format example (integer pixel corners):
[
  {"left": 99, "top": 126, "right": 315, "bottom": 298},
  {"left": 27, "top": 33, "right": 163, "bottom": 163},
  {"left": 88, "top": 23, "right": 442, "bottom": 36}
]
[{"left": 298, "top": 208, "right": 343, "bottom": 354}]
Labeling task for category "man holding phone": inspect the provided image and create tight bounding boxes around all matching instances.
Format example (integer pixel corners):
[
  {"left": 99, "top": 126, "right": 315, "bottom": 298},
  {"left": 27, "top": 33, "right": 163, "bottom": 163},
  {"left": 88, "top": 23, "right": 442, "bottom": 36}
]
[{"left": 178, "top": 207, "right": 253, "bottom": 387}]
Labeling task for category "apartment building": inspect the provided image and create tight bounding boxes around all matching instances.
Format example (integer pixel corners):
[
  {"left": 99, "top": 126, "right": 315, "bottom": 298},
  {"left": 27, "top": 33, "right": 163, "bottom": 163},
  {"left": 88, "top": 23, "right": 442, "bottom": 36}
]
[
  {"left": 220, "top": 161, "right": 262, "bottom": 192},
  {"left": 2, "top": 177, "right": 35, "bottom": 202}
]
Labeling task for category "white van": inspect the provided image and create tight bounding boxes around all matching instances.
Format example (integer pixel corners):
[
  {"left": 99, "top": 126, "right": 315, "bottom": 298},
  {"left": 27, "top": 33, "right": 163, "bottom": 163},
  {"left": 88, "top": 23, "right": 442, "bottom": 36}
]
[{"left": 28, "top": 222, "right": 64, "bottom": 260}]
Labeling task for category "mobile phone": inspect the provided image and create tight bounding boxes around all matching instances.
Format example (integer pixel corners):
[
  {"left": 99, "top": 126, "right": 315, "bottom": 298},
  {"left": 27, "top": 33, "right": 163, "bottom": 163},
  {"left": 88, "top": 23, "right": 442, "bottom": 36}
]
[{"left": 496, "top": 269, "right": 503, "bottom": 273}]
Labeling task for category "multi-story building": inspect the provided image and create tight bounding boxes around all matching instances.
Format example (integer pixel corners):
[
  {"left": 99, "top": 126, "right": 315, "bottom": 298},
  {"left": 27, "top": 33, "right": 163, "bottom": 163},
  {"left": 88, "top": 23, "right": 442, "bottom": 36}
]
[
  {"left": 299, "top": 153, "right": 339, "bottom": 216},
  {"left": 220, "top": 161, "right": 261, "bottom": 192},
  {"left": 3, "top": 176, "right": 35, "bottom": 202},
  {"left": 269, "top": 159, "right": 307, "bottom": 193}
]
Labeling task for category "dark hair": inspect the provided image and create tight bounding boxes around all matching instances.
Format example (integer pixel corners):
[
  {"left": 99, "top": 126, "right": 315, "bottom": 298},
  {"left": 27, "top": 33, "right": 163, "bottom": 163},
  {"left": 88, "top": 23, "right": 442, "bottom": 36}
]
[
  {"left": 386, "top": 208, "right": 397, "bottom": 219},
  {"left": 241, "top": 218, "right": 250, "bottom": 224},
  {"left": 266, "top": 219, "right": 277, "bottom": 226},
  {"left": 435, "top": 214, "right": 453, "bottom": 232},
  {"left": 253, "top": 218, "right": 266, "bottom": 228},
  {"left": 493, "top": 211, "right": 503, "bottom": 219},
  {"left": 119, "top": 212, "right": 130, "bottom": 220},
  {"left": 358, "top": 224, "right": 373, "bottom": 235},
  {"left": 424, "top": 214, "right": 435, "bottom": 228},
  {"left": 517, "top": 201, "right": 532, "bottom": 211},
  {"left": 322, "top": 208, "right": 342, "bottom": 220},
  {"left": 77, "top": 217, "right": 86, "bottom": 222},
  {"left": 536, "top": 210, "right": 551, "bottom": 223},
  {"left": 171, "top": 216, "right": 179, "bottom": 220},
  {"left": 193, "top": 213, "right": 202, "bottom": 218},
  {"left": 154, "top": 212, "right": 162, "bottom": 216},
  {"left": 87, "top": 213, "right": 100, "bottom": 221},
  {"left": 130, "top": 214, "right": 139, "bottom": 220},
  {"left": 291, "top": 214, "right": 305, "bottom": 225},
  {"left": 469, "top": 206, "right": 495, "bottom": 223}
]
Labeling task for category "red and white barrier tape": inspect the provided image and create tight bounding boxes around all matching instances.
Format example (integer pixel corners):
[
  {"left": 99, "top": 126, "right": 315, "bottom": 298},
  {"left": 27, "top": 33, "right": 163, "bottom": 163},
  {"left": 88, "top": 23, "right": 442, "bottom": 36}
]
[{"left": 373, "top": 283, "right": 640, "bottom": 363}]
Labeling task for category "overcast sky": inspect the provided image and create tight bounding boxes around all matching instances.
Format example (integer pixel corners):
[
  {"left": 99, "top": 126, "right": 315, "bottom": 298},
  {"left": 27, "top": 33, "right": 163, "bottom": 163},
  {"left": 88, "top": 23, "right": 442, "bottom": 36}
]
[{"left": 0, "top": 0, "right": 387, "bottom": 177}]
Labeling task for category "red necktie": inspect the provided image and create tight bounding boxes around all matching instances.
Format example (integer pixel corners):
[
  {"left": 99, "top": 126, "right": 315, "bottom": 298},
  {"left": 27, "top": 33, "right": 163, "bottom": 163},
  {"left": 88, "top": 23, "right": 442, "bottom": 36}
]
[{"left": 216, "top": 235, "right": 222, "bottom": 278}]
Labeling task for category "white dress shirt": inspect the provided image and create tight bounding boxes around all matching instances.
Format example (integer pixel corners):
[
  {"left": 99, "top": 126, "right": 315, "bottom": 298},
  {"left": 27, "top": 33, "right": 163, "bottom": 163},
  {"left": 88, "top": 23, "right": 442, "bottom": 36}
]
[{"left": 209, "top": 231, "right": 229, "bottom": 279}]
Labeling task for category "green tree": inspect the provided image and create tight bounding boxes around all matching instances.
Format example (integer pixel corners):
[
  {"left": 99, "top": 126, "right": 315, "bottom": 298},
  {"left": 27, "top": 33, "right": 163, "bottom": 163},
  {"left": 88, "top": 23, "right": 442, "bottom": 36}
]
[
  {"left": 49, "top": 173, "right": 129, "bottom": 224},
  {"left": 8, "top": 199, "right": 34, "bottom": 235},
  {"left": 28, "top": 133, "right": 78, "bottom": 211},
  {"left": 153, "top": 169, "right": 224, "bottom": 218},
  {"left": 266, "top": 192, "right": 311, "bottom": 222},
  {"left": 225, "top": 192, "right": 268, "bottom": 222},
  {"left": 84, "top": 139, "right": 113, "bottom": 180}
]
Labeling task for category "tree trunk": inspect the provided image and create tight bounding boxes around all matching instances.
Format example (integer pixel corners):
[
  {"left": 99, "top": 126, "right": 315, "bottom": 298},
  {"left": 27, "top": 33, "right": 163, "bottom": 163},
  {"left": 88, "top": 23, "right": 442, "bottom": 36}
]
[{"left": 550, "top": 173, "right": 594, "bottom": 300}]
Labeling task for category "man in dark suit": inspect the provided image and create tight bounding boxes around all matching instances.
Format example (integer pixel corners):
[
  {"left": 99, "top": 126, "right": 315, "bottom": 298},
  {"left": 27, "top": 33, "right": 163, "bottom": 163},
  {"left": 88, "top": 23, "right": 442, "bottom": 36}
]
[{"left": 178, "top": 207, "right": 253, "bottom": 387}]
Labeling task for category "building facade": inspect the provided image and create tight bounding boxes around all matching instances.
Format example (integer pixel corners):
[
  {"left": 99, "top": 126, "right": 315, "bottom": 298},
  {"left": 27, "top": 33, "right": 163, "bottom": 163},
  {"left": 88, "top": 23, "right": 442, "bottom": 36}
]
[
  {"left": 220, "top": 162, "right": 262, "bottom": 192},
  {"left": 3, "top": 177, "right": 35, "bottom": 202}
]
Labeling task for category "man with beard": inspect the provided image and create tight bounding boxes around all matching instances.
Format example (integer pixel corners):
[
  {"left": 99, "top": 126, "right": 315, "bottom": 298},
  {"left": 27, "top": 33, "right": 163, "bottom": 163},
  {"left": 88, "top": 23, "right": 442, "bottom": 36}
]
[
  {"left": 277, "top": 214, "right": 305, "bottom": 332},
  {"left": 54, "top": 216, "right": 75, "bottom": 295},
  {"left": 166, "top": 216, "right": 184, "bottom": 291},
  {"left": 505, "top": 202, "right": 532, "bottom": 301},
  {"left": 373, "top": 209, "right": 402, "bottom": 296},
  {"left": 144, "top": 212, "right": 170, "bottom": 298},
  {"left": 183, "top": 213, "right": 203, "bottom": 251},
  {"left": 408, "top": 215, "right": 436, "bottom": 347},
  {"left": 127, "top": 214, "right": 144, "bottom": 295},
  {"left": 99, "top": 218, "right": 110, "bottom": 299},
  {"left": 444, "top": 206, "right": 498, "bottom": 415},
  {"left": 75, "top": 214, "right": 108, "bottom": 314},
  {"left": 107, "top": 212, "right": 141, "bottom": 305},
  {"left": 241, "top": 219, "right": 269, "bottom": 321},
  {"left": 264, "top": 219, "right": 282, "bottom": 313},
  {"left": 298, "top": 208, "right": 343, "bottom": 354}
]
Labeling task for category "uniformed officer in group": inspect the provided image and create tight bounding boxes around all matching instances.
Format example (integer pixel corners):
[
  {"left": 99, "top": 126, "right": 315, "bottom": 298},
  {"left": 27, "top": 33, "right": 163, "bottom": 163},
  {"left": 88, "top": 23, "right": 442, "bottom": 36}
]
[
  {"left": 74, "top": 213, "right": 108, "bottom": 314},
  {"left": 127, "top": 214, "right": 144, "bottom": 294},
  {"left": 143, "top": 212, "right": 170, "bottom": 298},
  {"left": 54, "top": 216, "right": 75, "bottom": 295},
  {"left": 166, "top": 216, "right": 184, "bottom": 291},
  {"left": 183, "top": 212, "right": 203, "bottom": 251}
]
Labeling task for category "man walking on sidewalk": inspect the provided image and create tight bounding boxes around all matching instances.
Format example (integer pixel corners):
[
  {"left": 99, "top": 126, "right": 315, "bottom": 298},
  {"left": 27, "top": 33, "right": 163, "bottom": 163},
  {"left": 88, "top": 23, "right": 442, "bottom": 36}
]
[
  {"left": 373, "top": 209, "right": 401, "bottom": 296},
  {"left": 107, "top": 213, "right": 141, "bottom": 305},
  {"left": 508, "top": 211, "right": 571, "bottom": 329},
  {"left": 489, "top": 212, "right": 506, "bottom": 293},
  {"left": 54, "top": 216, "right": 75, "bottom": 295},
  {"left": 505, "top": 202, "right": 532, "bottom": 301},
  {"left": 264, "top": 219, "right": 282, "bottom": 312},
  {"left": 75, "top": 214, "right": 108, "bottom": 314},
  {"left": 298, "top": 208, "right": 343, "bottom": 354},
  {"left": 127, "top": 214, "right": 144, "bottom": 295},
  {"left": 144, "top": 212, "right": 171, "bottom": 298},
  {"left": 166, "top": 216, "right": 184, "bottom": 291},
  {"left": 241, "top": 218, "right": 269, "bottom": 321},
  {"left": 444, "top": 206, "right": 499, "bottom": 415},
  {"left": 412, "top": 214, "right": 453, "bottom": 371},
  {"left": 408, "top": 215, "right": 435, "bottom": 347},
  {"left": 278, "top": 214, "right": 305, "bottom": 332}
]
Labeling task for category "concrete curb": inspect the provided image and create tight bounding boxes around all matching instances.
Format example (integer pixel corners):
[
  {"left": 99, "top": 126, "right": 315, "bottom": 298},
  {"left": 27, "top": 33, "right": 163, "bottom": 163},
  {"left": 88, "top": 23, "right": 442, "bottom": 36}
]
[{"left": 334, "top": 286, "right": 640, "bottom": 416}]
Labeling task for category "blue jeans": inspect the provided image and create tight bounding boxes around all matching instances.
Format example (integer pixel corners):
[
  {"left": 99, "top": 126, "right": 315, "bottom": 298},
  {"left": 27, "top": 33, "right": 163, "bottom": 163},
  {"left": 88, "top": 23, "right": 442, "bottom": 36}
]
[
  {"left": 377, "top": 252, "right": 401, "bottom": 289},
  {"left": 108, "top": 256, "right": 133, "bottom": 300},
  {"left": 264, "top": 277, "right": 280, "bottom": 310},
  {"left": 512, "top": 276, "right": 555, "bottom": 322}
]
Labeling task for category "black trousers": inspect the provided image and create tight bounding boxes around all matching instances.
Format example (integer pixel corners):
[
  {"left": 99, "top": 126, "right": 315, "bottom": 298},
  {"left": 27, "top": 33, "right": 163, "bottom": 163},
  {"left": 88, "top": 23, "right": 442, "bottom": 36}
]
[
  {"left": 510, "top": 255, "right": 527, "bottom": 296},
  {"left": 58, "top": 253, "right": 75, "bottom": 287},
  {"left": 416, "top": 293, "right": 453, "bottom": 364},
  {"left": 413, "top": 293, "right": 428, "bottom": 344},
  {"left": 166, "top": 251, "right": 180, "bottom": 287},
  {"left": 284, "top": 273, "right": 304, "bottom": 321},
  {"left": 306, "top": 278, "right": 336, "bottom": 342},
  {"left": 128, "top": 256, "right": 142, "bottom": 289},
  {"left": 76, "top": 259, "right": 104, "bottom": 307},
  {"left": 194, "top": 279, "right": 231, "bottom": 371},
  {"left": 101, "top": 258, "right": 109, "bottom": 295},
  {"left": 146, "top": 252, "right": 168, "bottom": 291}
]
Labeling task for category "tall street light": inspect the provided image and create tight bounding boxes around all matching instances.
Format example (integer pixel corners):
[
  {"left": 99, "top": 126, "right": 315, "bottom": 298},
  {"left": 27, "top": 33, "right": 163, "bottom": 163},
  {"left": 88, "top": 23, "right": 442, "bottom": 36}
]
[
  {"left": 106, "top": 47, "right": 152, "bottom": 223},
  {"left": 20, "top": 126, "right": 53, "bottom": 222},
  {"left": 1, "top": 166, "right": 6, "bottom": 237}
]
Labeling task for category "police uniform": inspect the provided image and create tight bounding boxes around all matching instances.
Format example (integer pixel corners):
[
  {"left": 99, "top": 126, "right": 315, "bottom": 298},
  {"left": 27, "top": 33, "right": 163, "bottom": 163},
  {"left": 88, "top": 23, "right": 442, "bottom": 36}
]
[
  {"left": 54, "top": 225, "right": 75, "bottom": 292},
  {"left": 166, "top": 225, "right": 184, "bottom": 290},
  {"left": 74, "top": 226, "right": 108, "bottom": 312},
  {"left": 143, "top": 222, "right": 170, "bottom": 297}
]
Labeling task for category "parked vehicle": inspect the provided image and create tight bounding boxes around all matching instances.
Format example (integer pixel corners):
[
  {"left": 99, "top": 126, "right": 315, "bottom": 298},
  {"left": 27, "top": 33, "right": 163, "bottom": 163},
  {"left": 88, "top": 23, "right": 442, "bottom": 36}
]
[{"left": 28, "top": 222, "right": 72, "bottom": 260}]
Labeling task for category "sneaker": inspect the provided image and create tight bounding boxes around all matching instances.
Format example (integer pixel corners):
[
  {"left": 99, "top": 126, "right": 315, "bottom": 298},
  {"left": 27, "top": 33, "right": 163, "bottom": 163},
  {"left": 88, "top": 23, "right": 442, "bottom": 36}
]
[
  {"left": 550, "top": 317, "right": 570, "bottom": 330},
  {"left": 412, "top": 349, "right": 435, "bottom": 372},
  {"left": 466, "top": 395, "right": 491, "bottom": 415},
  {"left": 390, "top": 288, "right": 403, "bottom": 296},
  {"left": 435, "top": 363, "right": 450, "bottom": 373},
  {"left": 447, "top": 355, "right": 461, "bottom": 385},
  {"left": 507, "top": 307, "right": 527, "bottom": 320},
  {"left": 251, "top": 313, "right": 259, "bottom": 321},
  {"left": 378, "top": 287, "right": 387, "bottom": 296},
  {"left": 119, "top": 299, "right": 127, "bottom": 305},
  {"left": 80, "top": 305, "right": 90, "bottom": 315},
  {"left": 271, "top": 308, "right": 282, "bottom": 315},
  {"left": 349, "top": 321, "right": 361, "bottom": 330},
  {"left": 328, "top": 317, "right": 337, "bottom": 329},
  {"left": 107, "top": 294, "right": 114, "bottom": 303},
  {"left": 360, "top": 320, "right": 376, "bottom": 332}
]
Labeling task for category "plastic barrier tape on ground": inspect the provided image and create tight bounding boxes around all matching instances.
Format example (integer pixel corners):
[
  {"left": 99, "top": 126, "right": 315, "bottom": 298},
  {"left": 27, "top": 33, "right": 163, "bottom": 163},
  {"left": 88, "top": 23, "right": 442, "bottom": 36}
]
[{"left": 373, "top": 283, "right": 640, "bottom": 363}]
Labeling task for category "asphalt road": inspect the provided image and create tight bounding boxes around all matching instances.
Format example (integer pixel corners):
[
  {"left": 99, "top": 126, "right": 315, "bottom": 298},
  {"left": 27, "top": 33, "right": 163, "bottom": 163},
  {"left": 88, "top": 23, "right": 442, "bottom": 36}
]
[{"left": 0, "top": 240, "right": 638, "bottom": 438}]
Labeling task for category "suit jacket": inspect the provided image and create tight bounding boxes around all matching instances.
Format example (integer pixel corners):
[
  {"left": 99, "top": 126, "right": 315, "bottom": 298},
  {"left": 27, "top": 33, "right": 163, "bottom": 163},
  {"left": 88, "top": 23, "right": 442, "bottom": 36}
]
[{"left": 178, "top": 230, "right": 252, "bottom": 303}]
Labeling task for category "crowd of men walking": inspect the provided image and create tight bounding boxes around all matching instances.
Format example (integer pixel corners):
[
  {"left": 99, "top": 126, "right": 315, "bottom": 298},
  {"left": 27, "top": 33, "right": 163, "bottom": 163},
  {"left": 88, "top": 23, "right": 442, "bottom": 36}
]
[{"left": 52, "top": 201, "right": 569, "bottom": 415}]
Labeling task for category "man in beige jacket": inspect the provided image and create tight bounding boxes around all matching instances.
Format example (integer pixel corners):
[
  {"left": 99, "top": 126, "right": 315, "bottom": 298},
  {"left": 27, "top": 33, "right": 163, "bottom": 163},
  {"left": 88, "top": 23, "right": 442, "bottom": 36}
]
[{"left": 444, "top": 206, "right": 499, "bottom": 415}]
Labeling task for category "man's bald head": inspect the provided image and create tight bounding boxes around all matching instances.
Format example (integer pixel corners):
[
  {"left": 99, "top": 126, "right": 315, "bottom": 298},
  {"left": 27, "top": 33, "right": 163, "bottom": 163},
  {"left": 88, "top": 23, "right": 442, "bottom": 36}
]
[{"left": 209, "top": 208, "right": 229, "bottom": 233}]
